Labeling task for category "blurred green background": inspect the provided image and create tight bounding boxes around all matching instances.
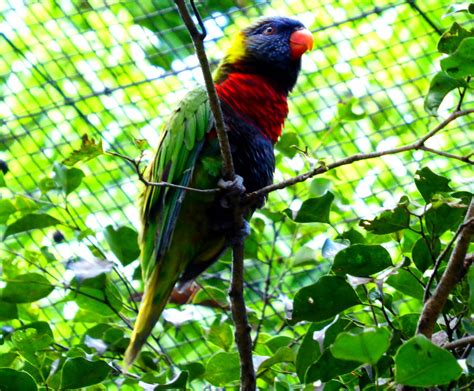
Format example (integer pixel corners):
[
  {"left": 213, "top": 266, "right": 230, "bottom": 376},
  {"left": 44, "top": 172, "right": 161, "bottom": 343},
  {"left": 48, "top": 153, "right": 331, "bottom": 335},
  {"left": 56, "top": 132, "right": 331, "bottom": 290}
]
[{"left": 0, "top": 0, "right": 472, "bottom": 389}]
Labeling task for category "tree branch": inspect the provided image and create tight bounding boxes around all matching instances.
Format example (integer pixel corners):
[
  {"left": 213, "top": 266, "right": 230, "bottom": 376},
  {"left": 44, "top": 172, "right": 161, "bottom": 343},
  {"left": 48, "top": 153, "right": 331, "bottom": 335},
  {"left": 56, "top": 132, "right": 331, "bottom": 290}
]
[
  {"left": 424, "top": 218, "right": 474, "bottom": 303},
  {"left": 443, "top": 335, "right": 474, "bottom": 350},
  {"left": 416, "top": 199, "right": 474, "bottom": 338},
  {"left": 245, "top": 109, "right": 474, "bottom": 203},
  {"left": 174, "top": 1, "right": 255, "bottom": 389}
]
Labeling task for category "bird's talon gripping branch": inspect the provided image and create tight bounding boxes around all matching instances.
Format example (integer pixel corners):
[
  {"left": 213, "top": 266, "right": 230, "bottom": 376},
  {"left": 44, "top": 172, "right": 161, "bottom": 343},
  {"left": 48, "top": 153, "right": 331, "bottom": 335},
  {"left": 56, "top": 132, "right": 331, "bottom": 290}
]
[
  {"left": 218, "top": 175, "right": 246, "bottom": 208},
  {"left": 218, "top": 174, "right": 246, "bottom": 194}
]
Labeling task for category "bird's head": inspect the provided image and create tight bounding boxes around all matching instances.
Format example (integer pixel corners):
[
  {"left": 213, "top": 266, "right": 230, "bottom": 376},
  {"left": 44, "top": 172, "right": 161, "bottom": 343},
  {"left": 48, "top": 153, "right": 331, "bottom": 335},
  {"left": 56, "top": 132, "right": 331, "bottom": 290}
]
[{"left": 215, "top": 16, "right": 314, "bottom": 93}]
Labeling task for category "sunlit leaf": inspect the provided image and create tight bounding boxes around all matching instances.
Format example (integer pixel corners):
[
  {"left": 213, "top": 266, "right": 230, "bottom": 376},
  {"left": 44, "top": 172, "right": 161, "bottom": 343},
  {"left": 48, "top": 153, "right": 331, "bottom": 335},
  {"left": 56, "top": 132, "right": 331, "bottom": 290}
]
[
  {"left": 386, "top": 269, "right": 424, "bottom": 300},
  {"left": 441, "top": 37, "right": 474, "bottom": 78},
  {"left": 395, "top": 335, "right": 462, "bottom": 386},
  {"left": 53, "top": 163, "right": 85, "bottom": 195},
  {"left": 424, "top": 72, "right": 467, "bottom": 115},
  {"left": 205, "top": 352, "right": 240, "bottom": 386},
  {"left": 330, "top": 327, "right": 391, "bottom": 364},
  {"left": 285, "top": 192, "right": 334, "bottom": 224},
  {"left": 438, "top": 22, "right": 474, "bottom": 53},
  {"left": 1, "top": 273, "right": 54, "bottom": 303},
  {"left": 208, "top": 322, "right": 234, "bottom": 352},
  {"left": 104, "top": 225, "right": 140, "bottom": 266},
  {"left": 415, "top": 167, "right": 452, "bottom": 202},
  {"left": 4, "top": 213, "right": 62, "bottom": 239},
  {"left": 62, "top": 134, "right": 104, "bottom": 166},
  {"left": 360, "top": 197, "right": 410, "bottom": 234}
]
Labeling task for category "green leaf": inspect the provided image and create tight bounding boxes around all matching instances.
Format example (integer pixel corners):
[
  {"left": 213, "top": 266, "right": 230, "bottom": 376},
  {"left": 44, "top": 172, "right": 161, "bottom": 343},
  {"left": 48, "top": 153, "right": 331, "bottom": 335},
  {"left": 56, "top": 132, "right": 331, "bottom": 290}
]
[
  {"left": 60, "top": 357, "right": 111, "bottom": 389},
  {"left": 53, "top": 163, "right": 85, "bottom": 195},
  {"left": 11, "top": 328, "right": 53, "bottom": 352},
  {"left": 62, "top": 134, "right": 103, "bottom": 166},
  {"left": 1, "top": 273, "right": 54, "bottom": 303},
  {"left": 0, "top": 368, "right": 37, "bottom": 391},
  {"left": 276, "top": 132, "right": 300, "bottom": 158},
  {"left": 208, "top": 322, "right": 234, "bottom": 352},
  {"left": 68, "top": 274, "right": 122, "bottom": 316},
  {"left": 337, "top": 96, "right": 366, "bottom": 121},
  {"left": 412, "top": 237, "right": 440, "bottom": 272},
  {"left": 0, "top": 301, "right": 18, "bottom": 320},
  {"left": 179, "top": 362, "right": 205, "bottom": 382},
  {"left": 415, "top": 167, "right": 452, "bottom": 202},
  {"left": 332, "top": 244, "right": 392, "bottom": 276},
  {"left": 305, "top": 348, "right": 360, "bottom": 383},
  {"left": 397, "top": 313, "right": 420, "bottom": 337},
  {"left": 0, "top": 199, "right": 16, "bottom": 224},
  {"left": 441, "top": 37, "right": 474, "bottom": 78},
  {"left": 296, "top": 324, "right": 323, "bottom": 382},
  {"left": 0, "top": 171, "right": 5, "bottom": 187},
  {"left": 104, "top": 225, "right": 140, "bottom": 266},
  {"left": 330, "top": 327, "right": 391, "bottom": 364},
  {"left": 205, "top": 352, "right": 240, "bottom": 386},
  {"left": 359, "top": 197, "right": 410, "bottom": 234},
  {"left": 4, "top": 213, "right": 61, "bottom": 239},
  {"left": 386, "top": 269, "right": 424, "bottom": 300},
  {"left": 438, "top": 23, "right": 474, "bottom": 54},
  {"left": 155, "top": 371, "right": 189, "bottom": 390},
  {"left": 424, "top": 72, "right": 467, "bottom": 115},
  {"left": 192, "top": 286, "right": 228, "bottom": 307},
  {"left": 425, "top": 202, "right": 466, "bottom": 237},
  {"left": 395, "top": 335, "right": 462, "bottom": 386},
  {"left": 258, "top": 346, "right": 295, "bottom": 372},
  {"left": 285, "top": 192, "right": 334, "bottom": 224},
  {"left": 291, "top": 276, "right": 360, "bottom": 323}
]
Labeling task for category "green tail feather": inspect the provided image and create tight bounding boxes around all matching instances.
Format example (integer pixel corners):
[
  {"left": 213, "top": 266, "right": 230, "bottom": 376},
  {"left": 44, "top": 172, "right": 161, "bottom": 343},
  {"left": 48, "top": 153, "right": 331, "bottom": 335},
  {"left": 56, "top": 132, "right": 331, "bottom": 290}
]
[{"left": 123, "top": 265, "right": 176, "bottom": 368}]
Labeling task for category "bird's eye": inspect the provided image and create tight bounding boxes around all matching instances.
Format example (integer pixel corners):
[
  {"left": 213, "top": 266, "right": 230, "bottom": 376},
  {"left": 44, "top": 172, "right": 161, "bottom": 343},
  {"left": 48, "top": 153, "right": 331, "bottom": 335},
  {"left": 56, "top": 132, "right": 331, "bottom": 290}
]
[{"left": 263, "top": 26, "right": 274, "bottom": 35}]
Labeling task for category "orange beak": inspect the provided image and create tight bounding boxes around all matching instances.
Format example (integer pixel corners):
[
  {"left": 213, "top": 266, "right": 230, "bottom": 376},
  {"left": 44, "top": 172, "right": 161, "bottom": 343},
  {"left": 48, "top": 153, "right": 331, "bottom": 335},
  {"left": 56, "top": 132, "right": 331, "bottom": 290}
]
[{"left": 289, "top": 28, "right": 314, "bottom": 60}]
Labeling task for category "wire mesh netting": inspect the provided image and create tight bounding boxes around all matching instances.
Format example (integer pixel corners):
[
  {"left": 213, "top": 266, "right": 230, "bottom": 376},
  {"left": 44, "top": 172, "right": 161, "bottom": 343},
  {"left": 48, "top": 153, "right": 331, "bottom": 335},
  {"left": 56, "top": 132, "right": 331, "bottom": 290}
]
[{"left": 1, "top": 0, "right": 473, "bottom": 387}]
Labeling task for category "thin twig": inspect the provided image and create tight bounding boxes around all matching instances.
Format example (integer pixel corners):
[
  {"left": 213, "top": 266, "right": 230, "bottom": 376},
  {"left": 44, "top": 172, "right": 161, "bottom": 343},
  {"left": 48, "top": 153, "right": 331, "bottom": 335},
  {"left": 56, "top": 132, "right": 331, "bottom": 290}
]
[
  {"left": 245, "top": 109, "right": 474, "bottom": 203},
  {"left": 419, "top": 145, "right": 473, "bottom": 164},
  {"left": 416, "top": 200, "right": 474, "bottom": 338},
  {"left": 106, "top": 151, "right": 219, "bottom": 193},
  {"left": 174, "top": 1, "right": 255, "bottom": 389},
  {"left": 443, "top": 335, "right": 474, "bottom": 350}
]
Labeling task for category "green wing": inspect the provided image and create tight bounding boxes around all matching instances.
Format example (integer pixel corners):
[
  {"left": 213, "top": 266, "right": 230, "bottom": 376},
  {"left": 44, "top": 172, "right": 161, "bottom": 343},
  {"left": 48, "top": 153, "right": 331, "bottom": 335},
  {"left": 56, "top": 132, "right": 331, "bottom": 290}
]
[
  {"left": 140, "top": 85, "right": 213, "bottom": 281},
  {"left": 124, "top": 85, "right": 214, "bottom": 367}
]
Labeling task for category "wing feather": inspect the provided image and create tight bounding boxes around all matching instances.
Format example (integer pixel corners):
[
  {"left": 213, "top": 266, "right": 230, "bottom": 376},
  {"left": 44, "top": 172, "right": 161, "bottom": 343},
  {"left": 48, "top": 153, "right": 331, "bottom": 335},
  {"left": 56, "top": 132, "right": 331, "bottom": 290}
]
[{"left": 140, "top": 86, "right": 213, "bottom": 281}]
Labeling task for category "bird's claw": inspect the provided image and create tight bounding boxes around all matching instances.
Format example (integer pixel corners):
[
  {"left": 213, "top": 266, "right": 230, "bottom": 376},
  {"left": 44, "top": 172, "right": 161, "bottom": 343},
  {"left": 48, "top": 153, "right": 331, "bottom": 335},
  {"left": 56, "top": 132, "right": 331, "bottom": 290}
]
[
  {"left": 218, "top": 175, "right": 246, "bottom": 194},
  {"left": 218, "top": 175, "right": 246, "bottom": 208}
]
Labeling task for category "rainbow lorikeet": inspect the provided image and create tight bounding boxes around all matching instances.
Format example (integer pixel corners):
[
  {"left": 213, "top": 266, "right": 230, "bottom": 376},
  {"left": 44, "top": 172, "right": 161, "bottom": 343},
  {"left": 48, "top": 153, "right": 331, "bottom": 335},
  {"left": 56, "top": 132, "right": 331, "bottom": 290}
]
[{"left": 124, "top": 16, "right": 313, "bottom": 366}]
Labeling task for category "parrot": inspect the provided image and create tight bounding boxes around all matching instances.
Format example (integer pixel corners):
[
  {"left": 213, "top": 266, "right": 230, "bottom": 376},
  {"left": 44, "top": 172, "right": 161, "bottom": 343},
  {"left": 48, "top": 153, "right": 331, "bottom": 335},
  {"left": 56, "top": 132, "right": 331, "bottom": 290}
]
[{"left": 124, "top": 16, "right": 313, "bottom": 366}]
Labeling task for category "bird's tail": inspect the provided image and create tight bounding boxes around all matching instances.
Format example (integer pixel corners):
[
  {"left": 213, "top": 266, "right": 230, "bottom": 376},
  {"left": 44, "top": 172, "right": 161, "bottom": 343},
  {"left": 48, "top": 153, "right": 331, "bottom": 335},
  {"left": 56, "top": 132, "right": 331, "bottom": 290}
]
[{"left": 123, "top": 265, "right": 176, "bottom": 368}]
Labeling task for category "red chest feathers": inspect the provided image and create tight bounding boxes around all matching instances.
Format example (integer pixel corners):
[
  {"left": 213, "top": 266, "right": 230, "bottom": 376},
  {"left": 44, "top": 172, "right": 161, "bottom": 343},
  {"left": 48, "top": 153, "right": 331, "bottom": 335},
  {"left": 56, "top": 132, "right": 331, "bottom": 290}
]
[{"left": 215, "top": 73, "right": 288, "bottom": 143}]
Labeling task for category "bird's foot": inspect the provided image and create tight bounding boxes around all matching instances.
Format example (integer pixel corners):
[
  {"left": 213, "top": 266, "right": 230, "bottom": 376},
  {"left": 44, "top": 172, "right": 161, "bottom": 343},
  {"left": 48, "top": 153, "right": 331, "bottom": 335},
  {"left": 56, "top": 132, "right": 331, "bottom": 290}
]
[
  {"left": 228, "top": 220, "right": 251, "bottom": 246},
  {"left": 218, "top": 175, "right": 246, "bottom": 208}
]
